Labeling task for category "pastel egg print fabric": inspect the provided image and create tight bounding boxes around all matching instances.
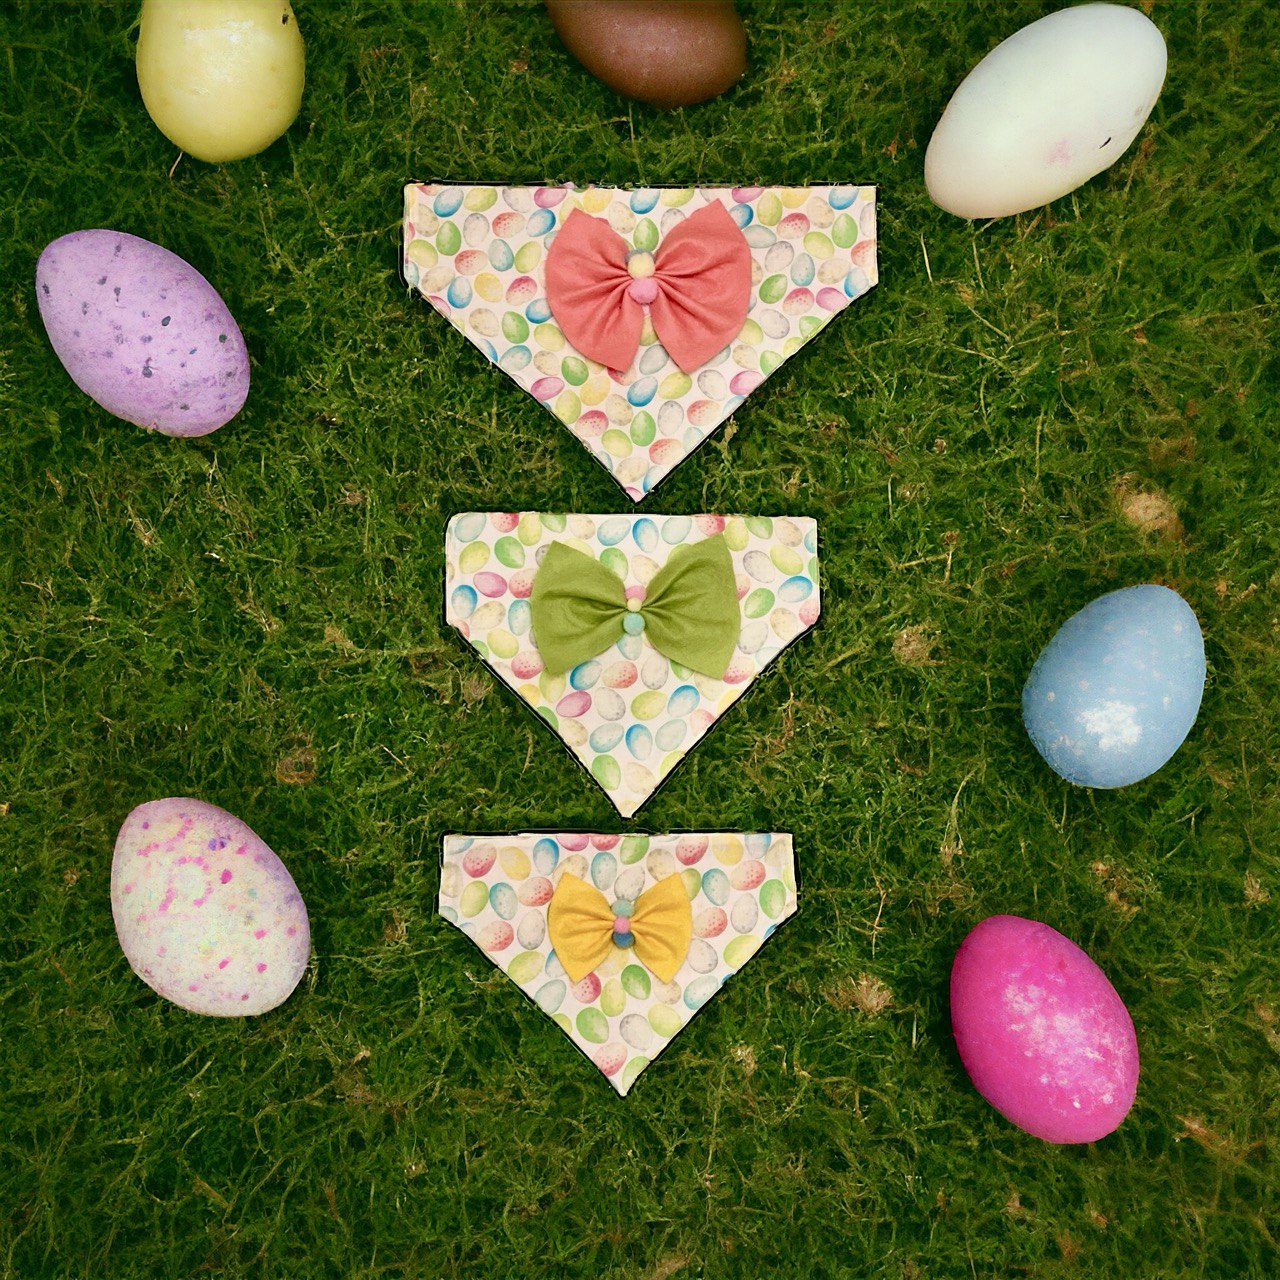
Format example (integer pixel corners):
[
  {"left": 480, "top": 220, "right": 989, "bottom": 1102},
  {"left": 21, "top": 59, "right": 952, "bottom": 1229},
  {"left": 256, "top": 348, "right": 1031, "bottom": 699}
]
[
  {"left": 403, "top": 184, "right": 878, "bottom": 500},
  {"left": 439, "top": 832, "right": 799, "bottom": 1096},
  {"left": 445, "top": 512, "right": 821, "bottom": 818}
]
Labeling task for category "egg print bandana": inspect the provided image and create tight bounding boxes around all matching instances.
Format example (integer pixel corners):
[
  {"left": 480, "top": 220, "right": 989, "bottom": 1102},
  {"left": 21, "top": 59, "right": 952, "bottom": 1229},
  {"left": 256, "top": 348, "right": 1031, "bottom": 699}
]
[
  {"left": 446, "top": 512, "right": 821, "bottom": 817},
  {"left": 404, "top": 184, "right": 878, "bottom": 500},
  {"left": 439, "top": 832, "right": 799, "bottom": 1096}
]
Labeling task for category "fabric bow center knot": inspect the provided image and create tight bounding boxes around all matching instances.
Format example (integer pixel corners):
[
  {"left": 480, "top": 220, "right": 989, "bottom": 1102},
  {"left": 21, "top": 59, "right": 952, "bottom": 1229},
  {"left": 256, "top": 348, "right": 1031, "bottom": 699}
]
[
  {"left": 548, "top": 872, "right": 692, "bottom": 984},
  {"left": 625, "top": 251, "right": 658, "bottom": 305},
  {"left": 545, "top": 202, "right": 752, "bottom": 374},
  {"left": 529, "top": 533, "right": 740, "bottom": 678}
]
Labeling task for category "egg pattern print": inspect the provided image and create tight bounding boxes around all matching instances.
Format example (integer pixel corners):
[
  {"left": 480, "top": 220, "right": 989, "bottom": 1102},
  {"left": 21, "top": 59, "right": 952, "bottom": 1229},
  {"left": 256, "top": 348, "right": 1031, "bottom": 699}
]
[
  {"left": 404, "top": 185, "right": 878, "bottom": 500},
  {"left": 439, "top": 832, "right": 799, "bottom": 1096},
  {"left": 445, "top": 512, "right": 821, "bottom": 817}
]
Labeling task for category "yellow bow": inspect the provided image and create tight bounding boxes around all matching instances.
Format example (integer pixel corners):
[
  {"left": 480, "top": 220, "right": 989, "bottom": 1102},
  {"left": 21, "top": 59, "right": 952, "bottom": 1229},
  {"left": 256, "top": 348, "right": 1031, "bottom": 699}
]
[{"left": 547, "top": 872, "right": 692, "bottom": 984}]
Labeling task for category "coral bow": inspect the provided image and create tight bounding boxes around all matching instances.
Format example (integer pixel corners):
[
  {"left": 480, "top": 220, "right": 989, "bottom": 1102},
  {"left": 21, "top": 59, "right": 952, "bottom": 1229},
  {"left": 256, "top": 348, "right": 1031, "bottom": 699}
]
[
  {"left": 545, "top": 202, "right": 752, "bottom": 374},
  {"left": 548, "top": 872, "right": 692, "bottom": 984}
]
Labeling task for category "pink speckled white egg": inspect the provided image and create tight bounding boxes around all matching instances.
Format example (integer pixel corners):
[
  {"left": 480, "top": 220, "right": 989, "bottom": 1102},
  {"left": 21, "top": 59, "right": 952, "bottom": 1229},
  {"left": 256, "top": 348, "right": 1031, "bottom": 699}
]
[
  {"left": 463, "top": 845, "right": 497, "bottom": 877},
  {"left": 729, "top": 859, "right": 766, "bottom": 891},
  {"left": 476, "top": 920, "right": 515, "bottom": 952},
  {"left": 594, "top": 1043, "right": 627, "bottom": 1076},
  {"left": 517, "top": 875, "right": 555, "bottom": 907},
  {"left": 693, "top": 906, "right": 728, "bottom": 938},
  {"left": 950, "top": 914, "right": 1139, "bottom": 1143},
  {"left": 510, "top": 650, "right": 543, "bottom": 679},
  {"left": 111, "top": 798, "right": 309, "bottom": 1016},
  {"left": 674, "top": 835, "right": 708, "bottom": 866},
  {"left": 602, "top": 660, "right": 638, "bottom": 689},
  {"left": 570, "top": 973, "right": 602, "bottom": 1003},
  {"left": 36, "top": 230, "right": 248, "bottom": 436}
]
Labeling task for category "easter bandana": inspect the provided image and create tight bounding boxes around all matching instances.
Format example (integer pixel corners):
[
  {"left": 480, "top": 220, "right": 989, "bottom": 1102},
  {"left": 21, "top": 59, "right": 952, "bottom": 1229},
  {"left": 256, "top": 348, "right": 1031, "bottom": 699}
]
[
  {"left": 404, "top": 184, "right": 878, "bottom": 500},
  {"left": 439, "top": 832, "right": 799, "bottom": 1096},
  {"left": 446, "top": 512, "right": 821, "bottom": 817}
]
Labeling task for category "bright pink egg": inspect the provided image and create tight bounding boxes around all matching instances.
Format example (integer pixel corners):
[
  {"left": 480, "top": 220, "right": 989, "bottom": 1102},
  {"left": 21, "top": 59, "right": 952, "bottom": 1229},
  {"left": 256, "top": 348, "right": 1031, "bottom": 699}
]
[{"left": 950, "top": 915, "right": 1138, "bottom": 1143}]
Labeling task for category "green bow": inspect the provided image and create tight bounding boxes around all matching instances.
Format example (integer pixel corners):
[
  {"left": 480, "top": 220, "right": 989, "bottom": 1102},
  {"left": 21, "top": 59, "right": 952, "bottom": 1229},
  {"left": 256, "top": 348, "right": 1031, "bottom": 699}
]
[{"left": 530, "top": 533, "right": 740, "bottom": 678}]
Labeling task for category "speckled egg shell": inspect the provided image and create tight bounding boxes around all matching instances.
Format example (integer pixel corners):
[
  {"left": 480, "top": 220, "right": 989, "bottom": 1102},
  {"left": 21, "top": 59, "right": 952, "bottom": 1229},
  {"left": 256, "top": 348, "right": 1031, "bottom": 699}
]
[
  {"left": 36, "top": 229, "right": 249, "bottom": 437},
  {"left": 111, "top": 798, "right": 309, "bottom": 1015},
  {"left": 950, "top": 915, "right": 1138, "bottom": 1143},
  {"left": 1022, "top": 584, "right": 1205, "bottom": 788}
]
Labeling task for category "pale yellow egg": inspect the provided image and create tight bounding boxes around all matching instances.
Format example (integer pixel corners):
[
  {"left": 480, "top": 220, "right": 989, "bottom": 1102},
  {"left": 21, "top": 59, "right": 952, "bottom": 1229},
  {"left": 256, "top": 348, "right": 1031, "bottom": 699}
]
[{"left": 136, "top": 0, "right": 305, "bottom": 163}]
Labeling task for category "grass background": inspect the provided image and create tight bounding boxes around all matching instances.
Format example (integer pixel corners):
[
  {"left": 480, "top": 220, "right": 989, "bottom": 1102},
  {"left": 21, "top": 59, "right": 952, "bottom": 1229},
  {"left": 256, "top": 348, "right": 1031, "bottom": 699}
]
[{"left": 2, "top": 1, "right": 1278, "bottom": 1276}]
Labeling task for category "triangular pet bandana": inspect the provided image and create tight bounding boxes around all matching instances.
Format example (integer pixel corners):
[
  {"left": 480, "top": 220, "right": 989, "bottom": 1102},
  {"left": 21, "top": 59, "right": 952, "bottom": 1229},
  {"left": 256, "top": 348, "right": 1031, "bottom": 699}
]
[
  {"left": 439, "top": 832, "right": 799, "bottom": 1096},
  {"left": 404, "top": 184, "right": 878, "bottom": 500},
  {"left": 446, "top": 512, "right": 821, "bottom": 817}
]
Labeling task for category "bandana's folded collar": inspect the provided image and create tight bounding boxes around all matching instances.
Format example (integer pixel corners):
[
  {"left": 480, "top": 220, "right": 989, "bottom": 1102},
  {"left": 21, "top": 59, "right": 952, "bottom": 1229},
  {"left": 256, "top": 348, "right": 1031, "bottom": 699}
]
[
  {"left": 404, "top": 184, "right": 878, "bottom": 500},
  {"left": 446, "top": 511, "right": 821, "bottom": 817},
  {"left": 439, "top": 832, "right": 799, "bottom": 1096}
]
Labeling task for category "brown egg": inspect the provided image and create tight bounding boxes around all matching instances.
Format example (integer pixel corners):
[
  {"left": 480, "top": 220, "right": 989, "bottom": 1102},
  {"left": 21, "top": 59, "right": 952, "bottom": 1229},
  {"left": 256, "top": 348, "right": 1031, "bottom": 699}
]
[{"left": 546, "top": 1, "right": 746, "bottom": 108}]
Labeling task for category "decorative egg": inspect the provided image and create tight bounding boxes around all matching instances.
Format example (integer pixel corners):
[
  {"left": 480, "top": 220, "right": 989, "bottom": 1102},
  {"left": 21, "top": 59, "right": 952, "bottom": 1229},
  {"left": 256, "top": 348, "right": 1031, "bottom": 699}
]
[
  {"left": 950, "top": 915, "right": 1139, "bottom": 1143},
  {"left": 1023, "top": 584, "right": 1205, "bottom": 787},
  {"left": 111, "top": 798, "right": 309, "bottom": 1016},
  {"left": 36, "top": 230, "right": 249, "bottom": 437},
  {"left": 137, "top": 0, "right": 305, "bottom": 163},
  {"left": 546, "top": 0, "right": 746, "bottom": 108},
  {"left": 925, "top": 4, "right": 1166, "bottom": 219}
]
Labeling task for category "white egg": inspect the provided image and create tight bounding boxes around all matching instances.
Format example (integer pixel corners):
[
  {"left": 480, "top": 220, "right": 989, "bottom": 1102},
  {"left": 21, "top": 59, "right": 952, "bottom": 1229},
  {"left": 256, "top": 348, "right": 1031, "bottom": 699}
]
[{"left": 925, "top": 4, "right": 1166, "bottom": 220}]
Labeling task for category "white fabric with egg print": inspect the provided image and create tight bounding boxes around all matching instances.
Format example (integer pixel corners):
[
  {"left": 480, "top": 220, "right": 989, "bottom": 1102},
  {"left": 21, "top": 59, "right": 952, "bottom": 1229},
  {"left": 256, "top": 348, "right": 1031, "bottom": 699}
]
[
  {"left": 439, "top": 832, "right": 798, "bottom": 1096},
  {"left": 446, "top": 511, "right": 821, "bottom": 818},
  {"left": 404, "top": 183, "right": 877, "bottom": 500}
]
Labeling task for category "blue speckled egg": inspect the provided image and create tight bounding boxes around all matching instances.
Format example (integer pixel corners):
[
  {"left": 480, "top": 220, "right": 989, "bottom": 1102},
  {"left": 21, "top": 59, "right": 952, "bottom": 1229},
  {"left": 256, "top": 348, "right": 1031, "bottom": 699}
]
[{"left": 1022, "top": 584, "right": 1205, "bottom": 787}]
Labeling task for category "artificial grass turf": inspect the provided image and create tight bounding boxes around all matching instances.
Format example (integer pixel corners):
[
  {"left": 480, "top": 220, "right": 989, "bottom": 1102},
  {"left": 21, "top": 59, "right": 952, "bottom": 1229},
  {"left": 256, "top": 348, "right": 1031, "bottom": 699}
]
[{"left": 1, "top": 0, "right": 1278, "bottom": 1274}]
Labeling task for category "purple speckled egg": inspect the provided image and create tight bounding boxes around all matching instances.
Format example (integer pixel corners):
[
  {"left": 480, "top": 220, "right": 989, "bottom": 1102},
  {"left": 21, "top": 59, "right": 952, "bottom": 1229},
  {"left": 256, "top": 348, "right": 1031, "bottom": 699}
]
[
  {"left": 111, "top": 798, "right": 309, "bottom": 1016},
  {"left": 950, "top": 915, "right": 1138, "bottom": 1143},
  {"left": 36, "top": 229, "right": 249, "bottom": 436}
]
